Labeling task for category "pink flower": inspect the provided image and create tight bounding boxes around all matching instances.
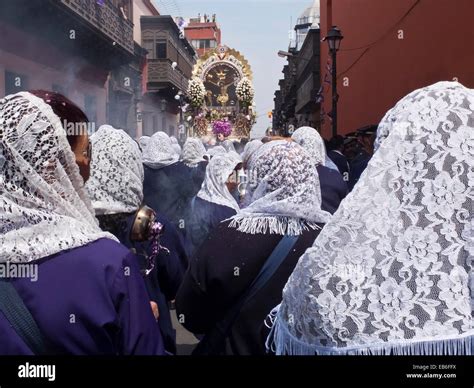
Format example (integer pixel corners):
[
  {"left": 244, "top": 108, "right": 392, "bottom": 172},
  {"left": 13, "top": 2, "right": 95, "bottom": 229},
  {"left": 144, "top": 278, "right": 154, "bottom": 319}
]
[{"left": 212, "top": 120, "right": 232, "bottom": 137}]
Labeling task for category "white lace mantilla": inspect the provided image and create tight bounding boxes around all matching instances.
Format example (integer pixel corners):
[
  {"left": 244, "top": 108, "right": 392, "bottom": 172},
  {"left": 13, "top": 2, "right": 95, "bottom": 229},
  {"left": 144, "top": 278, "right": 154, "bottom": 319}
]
[
  {"left": 142, "top": 131, "right": 179, "bottom": 169},
  {"left": 230, "top": 140, "right": 331, "bottom": 235},
  {"left": 197, "top": 152, "right": 241, "bottom": 212},
  {"left": 86, "top": 125, "right": 144, "bottom": 215},
  {"left": 0, "top": 92, "right": 115, "bottom": 263},
  {"left": 292, "top": 126, "right": 327, "bottom": 166},
  {"left": 181, "top": 137, "right": 207, "bottom": 168},
  {"left": 268, "top": 81, "right": 474, "bottom": 355}
]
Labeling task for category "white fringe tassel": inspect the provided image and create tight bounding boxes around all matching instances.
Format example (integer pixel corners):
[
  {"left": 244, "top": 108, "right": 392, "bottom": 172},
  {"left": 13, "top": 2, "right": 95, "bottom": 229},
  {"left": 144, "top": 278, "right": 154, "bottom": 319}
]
[
  {"left": 228, "top": 215, "right": 321, "bottom": 236},
  {"left": 266, "top": 306, "right": 474, "bottom": 356}
]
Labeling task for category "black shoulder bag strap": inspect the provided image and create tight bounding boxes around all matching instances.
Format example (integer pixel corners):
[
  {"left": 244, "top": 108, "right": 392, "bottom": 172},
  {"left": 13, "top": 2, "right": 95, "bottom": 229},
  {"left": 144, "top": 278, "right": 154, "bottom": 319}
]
[
  {"left": 0, "top": 279, "right": 48, "bottom": 355},
  {"left": 193, "top": 234, "right": 299, "bottom": 355}
]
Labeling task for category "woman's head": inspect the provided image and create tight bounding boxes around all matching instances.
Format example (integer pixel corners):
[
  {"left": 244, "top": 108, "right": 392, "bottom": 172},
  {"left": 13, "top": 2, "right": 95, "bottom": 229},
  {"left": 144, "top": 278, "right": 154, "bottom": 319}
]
[
  {"left": 272, "top": 81, "right": 474, "bottom": 354},
  {"left": 197, "top": 153, "right": 242, "bottom": 212},
  {"left": 233, "top": 140, "right": 330, "bottom": 235},
  {"left": 142, "top": 131, "right": 179, "bottom": 169},
  {"left": 0, "top": 92, "right": 108, "bottom": 261},
  {"left": 86, "top": 125, "right": 144, "bottom": 216},
  {"left": 181, "top": 137, "right": 207, "bottom": 168},
  {"left": 247, "top": 140, "right": 323, "bottom": 205},
  {"left": 291, "top": 126, "right": 326, "bottom": 166},
  {"left": 29, "top": 90, "right": 91, "bottom": 181}
]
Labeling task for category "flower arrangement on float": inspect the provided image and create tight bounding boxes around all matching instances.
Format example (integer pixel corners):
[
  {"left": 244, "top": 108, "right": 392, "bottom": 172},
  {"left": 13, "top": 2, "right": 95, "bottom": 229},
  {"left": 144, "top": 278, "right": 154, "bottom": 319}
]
[
  {"left": 187, "top": 77, "right": 206, "bottom": 107},
  {"left": 212, "top": 119, "right": 233, "bottom": 138},
  {"left": 236, "top": 77, "right": 254, "bottom": 106}
]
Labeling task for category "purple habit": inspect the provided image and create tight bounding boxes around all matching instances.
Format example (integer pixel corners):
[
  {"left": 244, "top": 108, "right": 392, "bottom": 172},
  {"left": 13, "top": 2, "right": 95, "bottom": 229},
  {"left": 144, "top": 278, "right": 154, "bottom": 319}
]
[{"left": 0, "top": 238, "right": 165, "bottom": 355}]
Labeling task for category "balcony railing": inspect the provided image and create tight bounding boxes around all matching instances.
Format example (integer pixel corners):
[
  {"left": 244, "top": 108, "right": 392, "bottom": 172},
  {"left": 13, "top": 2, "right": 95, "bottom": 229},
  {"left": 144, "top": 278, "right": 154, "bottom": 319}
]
[
  {"left": 59, "top": 0, "right": 134, "bottom": 55},
  {"left": 147, "top": 59, "right": 189, "bottom": 92}
]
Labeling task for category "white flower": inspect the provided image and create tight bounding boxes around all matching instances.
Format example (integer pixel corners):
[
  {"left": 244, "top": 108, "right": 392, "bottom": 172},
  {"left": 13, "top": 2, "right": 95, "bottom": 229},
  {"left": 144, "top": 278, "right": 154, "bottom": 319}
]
[
  {"left": 236, "top": 77, "right": 254, "bottom": 103},
  {"left": 421, "top": 172, "right": 466, "bottom": 219},
  {"left": 438, "top": 267, "right": 470, "bottom": 312},
  {"left": 407, "top": 95, "right": 450, "bottom": 133},
  {"left": 415, "top": 273, "right": 434, "bottom": 295},
  {"left": 316, "top": 290, "right": 347, "bottom": 328},
  {"left": 187, "top": 78, "right": 206, "bottom": 107},
  {"left": 368, "top": 279, "right": 414, "bottom": 325},
  {"left": 387, "top": 142, "right": 428, "bottom": 181},
  {"left": 349, "top": 288, "right": 366, "bottom": 308},
  {"left": 401, "top": 181, "right": 418, "bottom": 203},
  {"left": 440, "top": 221, "right": 458, "bottom": 241},
  {"left": 446, "top": 125, "right": 474, "bottom": 167},
  {"left": 395, "top": 226, "right": 441, "bottom": 272}
]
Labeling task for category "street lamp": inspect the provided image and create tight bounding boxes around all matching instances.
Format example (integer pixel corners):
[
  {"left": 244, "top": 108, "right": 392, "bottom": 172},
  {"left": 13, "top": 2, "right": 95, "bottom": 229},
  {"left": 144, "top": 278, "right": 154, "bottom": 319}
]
[{"left": 323, "top": 26, "right": 343, "bottom": 137}]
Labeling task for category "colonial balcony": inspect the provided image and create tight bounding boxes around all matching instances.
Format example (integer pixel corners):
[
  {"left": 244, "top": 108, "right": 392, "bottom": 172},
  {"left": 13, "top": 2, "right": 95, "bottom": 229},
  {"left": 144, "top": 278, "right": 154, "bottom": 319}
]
[
  {"left": 0, "top": 0, "right": 135, "bottom": 70},
  {"left": 146, "top": 59, "right": 190, "bottom": 94},
  {"left": 58, "top": 0, "right": 134, "bottom": 56}
]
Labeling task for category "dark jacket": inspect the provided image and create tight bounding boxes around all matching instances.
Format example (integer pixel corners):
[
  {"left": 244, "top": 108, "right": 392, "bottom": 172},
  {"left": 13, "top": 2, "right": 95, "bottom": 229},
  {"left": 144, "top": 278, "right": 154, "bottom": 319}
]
[
  {"left": 143, "top": 161, "right": 207, "bottom": 231},
  {"left": 317, "top": 165, "right": 348, "bottom": 214},
  {"left": 176, "top": 220, "right": 323, "bottom": 355},
  {"left": 327, "top": 150, "right": 350, "bottom": 181},
  {"left": 184, "top": 197, "right": 237, "bottom": 258},
  {"left": 349, "top": 150, "right": 372, "bottom": 191}
]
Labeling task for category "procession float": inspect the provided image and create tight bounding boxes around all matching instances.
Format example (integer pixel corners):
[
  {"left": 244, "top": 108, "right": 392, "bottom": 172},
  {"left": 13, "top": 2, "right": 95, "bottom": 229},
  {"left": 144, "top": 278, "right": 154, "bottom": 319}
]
[{"left": 186, "top": 45, "right": 256, "bottom": 142}]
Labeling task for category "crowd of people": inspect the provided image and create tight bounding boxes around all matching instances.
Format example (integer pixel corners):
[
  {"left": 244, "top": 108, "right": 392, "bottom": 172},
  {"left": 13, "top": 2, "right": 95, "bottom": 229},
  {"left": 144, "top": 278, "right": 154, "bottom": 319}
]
[{"left": 0, "top": 81, "right": 472, "bottom": 355}]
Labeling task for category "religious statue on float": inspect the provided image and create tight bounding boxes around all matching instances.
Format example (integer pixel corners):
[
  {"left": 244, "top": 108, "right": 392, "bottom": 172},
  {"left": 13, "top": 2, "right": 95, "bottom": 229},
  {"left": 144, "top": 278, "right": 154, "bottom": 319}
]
[{"left": 186, "top": 45, "right": 256, "bottom": 141}]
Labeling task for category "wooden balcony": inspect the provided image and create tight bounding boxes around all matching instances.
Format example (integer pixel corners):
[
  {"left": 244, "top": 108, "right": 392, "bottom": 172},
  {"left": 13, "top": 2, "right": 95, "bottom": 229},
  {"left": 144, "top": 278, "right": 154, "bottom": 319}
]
[
  {"left": 147, "top": 59, "right": 189, "bottom": 93},
  {"left": 59, "top": 0, "right": 134, "bottom": 55},
  {"left": 0, "top": 0, "right": 136, "bottom": 69}
]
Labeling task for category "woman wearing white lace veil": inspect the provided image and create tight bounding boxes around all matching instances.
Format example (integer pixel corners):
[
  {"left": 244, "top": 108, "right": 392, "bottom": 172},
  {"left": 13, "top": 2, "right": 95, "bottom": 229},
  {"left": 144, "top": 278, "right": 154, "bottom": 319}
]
[
  {"left": 142, "top": 131, "right": 179, "bottom": 169},
  {"left": 183, "top": 152, "right": 242, "bottom": 257},
  {"left": 292, "top": 126, "right": 348, "bottom": 214},
  {"left": 176, "top": 141, "right": 331, "bottom": 355},
  {"left": 143, "top": 131, "right": 196, "bottom": 231},
  {"left": 232, "top": 140, "right": 331, "bottom": 235},
  {"left": 86, "top": 124, "right": 187, "bottom": 355},
  {"left": 181, "top": 137, "right": 207, "bottom": 168},
  {"left": 87, "top": 125, "right": 144, "bottom": 217},
  {"left": 0, "top": 91, "right": 163, "bottom": 354},
  {"left": 178, "top": 137, "right": 209, "bottom": 204},
  {"left": 267, "top": 81, "right": 474, "bottom": 355}
]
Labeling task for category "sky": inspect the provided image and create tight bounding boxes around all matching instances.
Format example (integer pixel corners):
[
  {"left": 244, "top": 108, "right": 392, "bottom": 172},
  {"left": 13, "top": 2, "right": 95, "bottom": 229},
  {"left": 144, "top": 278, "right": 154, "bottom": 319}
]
[{"left": 153, "top": 0, "right": 312, "bottom": 137}]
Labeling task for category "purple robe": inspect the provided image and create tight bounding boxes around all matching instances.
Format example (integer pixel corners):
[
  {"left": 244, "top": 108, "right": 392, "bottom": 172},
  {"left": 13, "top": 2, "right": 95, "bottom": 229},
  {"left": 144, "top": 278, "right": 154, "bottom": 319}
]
[{"left": 0, "top": 238, "right": 165, "bottom": 355}]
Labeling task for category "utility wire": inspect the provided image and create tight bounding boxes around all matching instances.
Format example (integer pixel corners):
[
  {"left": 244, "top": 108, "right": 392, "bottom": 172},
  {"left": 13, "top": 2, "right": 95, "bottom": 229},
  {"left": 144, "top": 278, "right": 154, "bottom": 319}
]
[{"left": 337, "top": 0, "right": 421, "bottom": 79}]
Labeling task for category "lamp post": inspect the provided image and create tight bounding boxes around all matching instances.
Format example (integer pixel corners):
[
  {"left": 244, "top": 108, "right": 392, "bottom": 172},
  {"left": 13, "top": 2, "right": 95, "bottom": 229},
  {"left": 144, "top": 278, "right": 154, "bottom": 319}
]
[{"left": 323, "top": 26, "right": 343, "bottom": 138}]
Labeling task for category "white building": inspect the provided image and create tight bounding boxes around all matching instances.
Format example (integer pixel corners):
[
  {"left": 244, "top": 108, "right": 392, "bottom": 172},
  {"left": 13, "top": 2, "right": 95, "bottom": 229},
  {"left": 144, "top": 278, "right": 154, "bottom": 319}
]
[{"left": 290, "top": 0, "right": 320, "bottom": 51}]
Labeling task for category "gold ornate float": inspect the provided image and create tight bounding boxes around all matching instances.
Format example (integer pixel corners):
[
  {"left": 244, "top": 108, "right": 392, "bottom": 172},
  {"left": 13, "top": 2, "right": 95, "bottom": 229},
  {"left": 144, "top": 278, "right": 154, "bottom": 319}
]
[{"left": 186, "top": 45, "right": 256, "bottom": 140}]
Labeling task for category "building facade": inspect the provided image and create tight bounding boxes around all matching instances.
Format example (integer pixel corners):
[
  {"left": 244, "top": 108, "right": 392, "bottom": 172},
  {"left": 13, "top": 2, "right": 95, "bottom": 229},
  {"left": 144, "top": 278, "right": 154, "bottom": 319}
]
[
  {"left": 184, "top": 15, "right": 222, "bottom": 57},
  {"left": 140, "top": 15, "right": 197, "bottom": 138},
  {"left": 0, "top": 0, "right": 135, "bottom": 130},
  {"left": 274, "top": 1, "right": 321, "bottom": 134},
  {"left": 318, "top": 0, "right": 474, "bottom": 138}
]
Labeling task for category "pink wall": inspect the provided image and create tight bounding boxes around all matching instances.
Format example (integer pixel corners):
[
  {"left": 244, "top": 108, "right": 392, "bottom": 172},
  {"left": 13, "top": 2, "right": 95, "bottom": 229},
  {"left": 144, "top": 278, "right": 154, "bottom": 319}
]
[{"left": 319, "top": 0, "right": 474, "bottom": 138}]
